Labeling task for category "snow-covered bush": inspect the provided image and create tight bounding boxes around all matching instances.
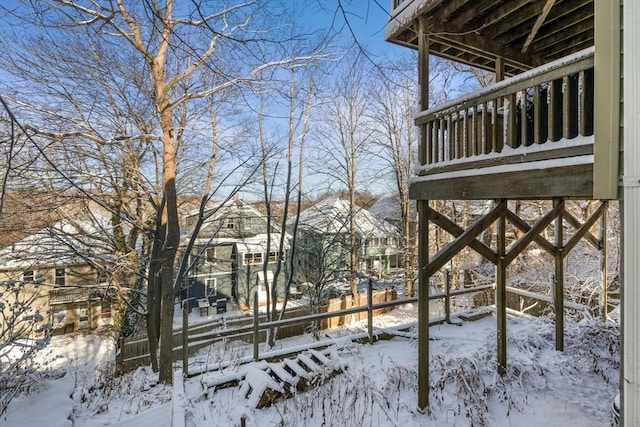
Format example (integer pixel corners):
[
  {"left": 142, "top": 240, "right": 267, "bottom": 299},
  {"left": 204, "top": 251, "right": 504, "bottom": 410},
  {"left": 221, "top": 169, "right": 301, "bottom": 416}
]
[
  {"left": 429, "top": 316, "right": 619, "bottom": 427},
  {"left": 0, "top": 280, "right": 61, "bottom": 415}
]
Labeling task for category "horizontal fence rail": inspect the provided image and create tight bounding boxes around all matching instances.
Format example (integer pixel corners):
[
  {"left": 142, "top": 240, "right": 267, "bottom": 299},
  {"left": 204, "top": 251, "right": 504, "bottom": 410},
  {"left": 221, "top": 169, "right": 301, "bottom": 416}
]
[
  {"left": 116, "top": 274, "right": 602, "bottom": 375},
  {"left": 117, "top": 286, "right": 400, "bottom": 373},
  {"left": 414, "top": 48, "right": 595, "bottom": 174},
  {"left": 117, "top": 282, "right": 497, "bottom": 374}
]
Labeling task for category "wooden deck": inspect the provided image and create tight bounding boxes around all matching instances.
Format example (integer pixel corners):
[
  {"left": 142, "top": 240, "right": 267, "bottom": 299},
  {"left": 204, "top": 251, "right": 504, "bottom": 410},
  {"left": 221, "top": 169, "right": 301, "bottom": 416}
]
[
  {"left": 410, "top": 48, "right": 594, "bottom": 200},
  {"left": 384, "top": 0, "right": 623, "bottom": 415}
]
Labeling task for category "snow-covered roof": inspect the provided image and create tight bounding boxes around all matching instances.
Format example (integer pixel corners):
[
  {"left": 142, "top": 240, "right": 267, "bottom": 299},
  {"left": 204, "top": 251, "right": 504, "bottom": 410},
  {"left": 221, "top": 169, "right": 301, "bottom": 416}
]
[
  {"left": 294, "top": 198, "right": 398, "bottom": 238},
  {"left": 368, "top": 193, "right": 418, "bottom": 222},
  {"left": 0, "top": 214, "right": 113, "bottom": 270},
  {"left": 197, "top": 233, "right": 291, "bottom": 253}
]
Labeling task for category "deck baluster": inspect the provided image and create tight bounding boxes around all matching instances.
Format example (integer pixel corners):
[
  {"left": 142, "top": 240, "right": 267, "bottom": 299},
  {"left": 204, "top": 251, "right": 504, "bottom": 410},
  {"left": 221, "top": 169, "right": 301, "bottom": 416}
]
[
  {"left": 425, "top": 122, "right": 433, "bottom": 165},
  {"left": 563, "top": 74, "right": 579, "bottom": 139},
  {"left": 507, "top": 93, "right": 518, "bottom": 148},
  {"left": 534, "top": 85, "right": 542, "bottom": 144},
  {"left": 463, "top": 108, "right": 470, "bottom": 157},
  {"left": 580, "top": 68, "right": 594, "bottom": 136},
  {"left": 433, "top": 119, "right": 440, "bottom": 163},
  {"left": 438, "top": 117, "right": 444, "bottom": 162},
  {"left": 482, "top": 101, "right": 490, "bottom": 154},
  {"left": 548, "top": 79, "right": 563, "bottom": 142},
  {"left": 446, "top": 115, "right": 453, "bottom": 161}
]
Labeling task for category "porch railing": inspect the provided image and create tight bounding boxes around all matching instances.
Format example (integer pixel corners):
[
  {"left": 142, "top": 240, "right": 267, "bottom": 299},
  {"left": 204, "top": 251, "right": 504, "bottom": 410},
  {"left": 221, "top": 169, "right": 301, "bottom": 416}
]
[
  {"left": 49, "top": 286, "right": 106, "bottom": 304},
  {"left": 415, "top": 47, "right": 595, "bottom": 175}
]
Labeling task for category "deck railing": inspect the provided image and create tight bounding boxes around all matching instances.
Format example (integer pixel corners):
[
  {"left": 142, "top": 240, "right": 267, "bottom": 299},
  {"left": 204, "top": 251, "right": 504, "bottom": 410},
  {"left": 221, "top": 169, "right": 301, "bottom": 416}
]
[
  {"left": 49, "top": 286, "right": 107, "bottom": 304},
  {"left": 415, "top": 48, "right": 595, "bottom": 175}
]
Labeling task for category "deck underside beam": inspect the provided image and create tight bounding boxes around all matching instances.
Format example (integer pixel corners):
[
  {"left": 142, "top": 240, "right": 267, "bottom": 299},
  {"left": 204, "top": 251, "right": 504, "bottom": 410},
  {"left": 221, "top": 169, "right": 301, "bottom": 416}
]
[{"left": 410, "top": 163, "right": 594, "bottom": 201}]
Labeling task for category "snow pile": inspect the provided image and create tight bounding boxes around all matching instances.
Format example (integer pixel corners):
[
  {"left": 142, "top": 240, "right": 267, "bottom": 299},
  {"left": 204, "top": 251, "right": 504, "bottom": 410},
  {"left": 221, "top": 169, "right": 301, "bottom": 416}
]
[
  {"left": 2, "top": 310, "right": 619, "bottom": 427},
  {"left": 187, "top": 314, "right": 619, "bottom": 426}
]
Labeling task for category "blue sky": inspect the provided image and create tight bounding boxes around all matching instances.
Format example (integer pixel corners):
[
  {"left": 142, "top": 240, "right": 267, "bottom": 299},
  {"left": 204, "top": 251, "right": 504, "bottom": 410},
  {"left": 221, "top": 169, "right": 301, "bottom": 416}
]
[{"left": 298, "top": 0, "right": 408, "bottom": 58}]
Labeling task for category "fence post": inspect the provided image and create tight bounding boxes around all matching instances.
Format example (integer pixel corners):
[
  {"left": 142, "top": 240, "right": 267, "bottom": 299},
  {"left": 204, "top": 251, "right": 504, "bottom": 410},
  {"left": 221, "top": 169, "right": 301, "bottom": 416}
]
[
  {"left": 182, "top": 300, "right": 189, "bottom": 376},
  {"left": 253, "top": 292, "right": 259, "bottom": 361},
  {"left": 368, "top": 278, "right": 374, "bottom": 344},
  {"left": 117, "top": 337, "right": 125, "bottom": 374},
  {"left": 444, "top": 269, "right": 451, "bottom": 323}
]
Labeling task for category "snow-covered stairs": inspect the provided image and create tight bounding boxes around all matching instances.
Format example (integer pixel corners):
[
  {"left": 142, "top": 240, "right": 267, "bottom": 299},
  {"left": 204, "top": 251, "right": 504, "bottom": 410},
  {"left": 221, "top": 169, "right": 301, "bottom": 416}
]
[{"left": 200, "top": 347, "right": 345, "bottom": 409}]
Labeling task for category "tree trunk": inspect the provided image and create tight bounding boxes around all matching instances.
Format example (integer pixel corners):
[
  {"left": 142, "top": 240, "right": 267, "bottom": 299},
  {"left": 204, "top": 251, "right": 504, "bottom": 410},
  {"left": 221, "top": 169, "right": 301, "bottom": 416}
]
[{"left": 157, "top": 104, "right": 181, "bottom": 383}]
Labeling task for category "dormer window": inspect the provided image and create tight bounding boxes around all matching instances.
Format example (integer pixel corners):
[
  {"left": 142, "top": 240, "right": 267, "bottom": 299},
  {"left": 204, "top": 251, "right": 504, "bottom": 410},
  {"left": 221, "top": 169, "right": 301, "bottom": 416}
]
[{"left": 225, "top": 218, "right": 237, "bottom": 229}]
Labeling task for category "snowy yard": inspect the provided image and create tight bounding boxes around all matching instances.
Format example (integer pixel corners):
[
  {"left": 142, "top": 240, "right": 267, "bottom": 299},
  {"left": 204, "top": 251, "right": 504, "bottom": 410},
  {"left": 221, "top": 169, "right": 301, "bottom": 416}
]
[{"left": 2, "top": 304, "right": 619, "bottom": 427}]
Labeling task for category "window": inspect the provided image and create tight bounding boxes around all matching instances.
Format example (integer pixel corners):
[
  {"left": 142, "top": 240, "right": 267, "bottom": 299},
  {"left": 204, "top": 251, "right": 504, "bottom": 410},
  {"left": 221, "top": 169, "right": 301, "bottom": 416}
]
[
  {"left": 54, "top": 268, "right": 66, "bottom": 287},
  {"left": 23, "top": 270, "right": 34, "bottom": 283},
  {"left": 225, "top": 217, "right": 237, "bottom": 229},
  {"left": 206, "top": 278, "right": 217, "bottom": 296},
  {"left": 21, "top": 308, "right": 36, "bottom": 322},
  {"left": 101, "top": 302, "right": 112, "bottom": 319},
  {"left": 244, "top": 217, "right": 253, "bottom": 230},
  {"left": 243, "top": 252, "right": 263, "bottom": 265},
  {"left": 79, "top": 307, "right": 88, "bottom": 323},
  {"left": 206, "top": 247, "right": 217, "bottom": 263},
  {"left": 268, "top": 251, "right": 284, "bottom": 263}
]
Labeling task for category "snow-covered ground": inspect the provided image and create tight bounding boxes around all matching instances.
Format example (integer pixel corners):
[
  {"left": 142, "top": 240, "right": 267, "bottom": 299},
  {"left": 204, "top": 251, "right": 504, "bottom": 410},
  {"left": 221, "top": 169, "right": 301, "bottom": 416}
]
[{"left": 2, "top": 304, "right": 620, "bottom": 427}]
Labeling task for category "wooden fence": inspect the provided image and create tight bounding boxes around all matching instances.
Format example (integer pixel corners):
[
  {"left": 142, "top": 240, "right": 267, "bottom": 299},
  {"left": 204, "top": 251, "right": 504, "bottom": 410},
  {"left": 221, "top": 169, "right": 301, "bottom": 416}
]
[{"left": 117, "top": 286, "right": 397, "bottom": 373}]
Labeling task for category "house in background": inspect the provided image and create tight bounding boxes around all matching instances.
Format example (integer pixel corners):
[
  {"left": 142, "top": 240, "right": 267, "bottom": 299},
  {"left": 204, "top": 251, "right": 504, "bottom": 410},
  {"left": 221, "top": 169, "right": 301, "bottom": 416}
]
[
  {"left": 181, "top": 196, "right": 290, "bottom": 309},
  {"left": 0, "top": 216, "right": 117, "bottom": 335},
  {"left": 292, "top": 197, "right": 400, "bottom": 285}
]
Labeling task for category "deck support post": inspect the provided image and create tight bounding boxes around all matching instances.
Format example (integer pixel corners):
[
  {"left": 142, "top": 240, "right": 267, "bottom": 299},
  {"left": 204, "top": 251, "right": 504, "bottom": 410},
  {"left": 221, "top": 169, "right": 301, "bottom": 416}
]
[
  {"left": 417, "top": 16, "right": 431, "bottom": 414},
  {"left": 496, "top": 200, "right": 507, "bottom": 375},
  {"left": 417, "top": 199, "right": 430, "bottom": 412},
  {"left": 600, "top": 202, "right": 608, "bottom": 321},
  {"left": 553, "top": 199, "right": 565, "bottom": 351}
]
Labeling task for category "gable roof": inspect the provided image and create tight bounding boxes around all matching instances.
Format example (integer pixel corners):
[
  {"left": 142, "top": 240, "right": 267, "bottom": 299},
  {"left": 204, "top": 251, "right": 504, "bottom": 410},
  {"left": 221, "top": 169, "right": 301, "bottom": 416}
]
[
  {"left": 0, "top": 213, "right": 113, "bottom": 270},
  {"left": 368, "top": 193, "right": 418, "bottom": 223},
  {"left": 184, "top": 197, "right": 270, "bottom": 235},
  {"left": 295, "top": 197, "right": 398, "bottom": 238},
  {"left": 184, "top": 196, "right": 292, "bottom": 248}
]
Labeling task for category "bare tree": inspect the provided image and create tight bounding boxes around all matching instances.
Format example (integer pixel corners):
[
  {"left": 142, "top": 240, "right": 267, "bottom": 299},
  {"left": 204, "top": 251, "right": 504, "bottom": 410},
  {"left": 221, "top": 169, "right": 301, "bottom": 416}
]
[
  {"left": 256, "top": 66, "right": 317, "bottom": 346},
  {"left": 313, "top": 50, "right": 378, "bottom": 303},
  {"left": 295, "top": 229, "right": 353, "bottom": 340},
  {"left": 0, "top": 1, "right": 328, "bottom": 384},
  {"left": 370, "top": 57, "right": 418, "bottom": 296}
]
